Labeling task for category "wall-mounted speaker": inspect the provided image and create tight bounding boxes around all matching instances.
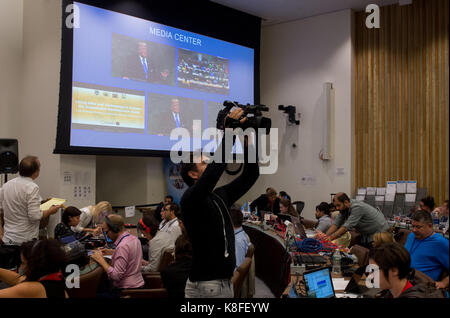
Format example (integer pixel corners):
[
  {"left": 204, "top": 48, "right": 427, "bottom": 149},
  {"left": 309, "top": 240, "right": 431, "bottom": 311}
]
[
  {"left": 322, "top": 83, "right": 335, "bottom": 160},
  {"left": 0, "top": 139, "right": 19, "bottom": 174}
]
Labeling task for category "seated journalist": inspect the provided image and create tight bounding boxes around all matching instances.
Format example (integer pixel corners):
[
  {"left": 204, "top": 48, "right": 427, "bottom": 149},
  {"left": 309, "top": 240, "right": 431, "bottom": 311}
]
[
  {"left": 0, "top": 239, "right": 68, "bottom": 298},
  {"left": 138, "top": 214, "right": 174, "bottom": 272},
  {"left": 250, "top": 187, "right": 280, "bottom": 216},
  {"left": 91, "top": 214, "right": 144, "bottom": 296},
  {"left": 370, "top": 242, "right": 446, "bottom": 298},
  {"left": 405, "top": 210, "right": 449, "bottom": 288}
]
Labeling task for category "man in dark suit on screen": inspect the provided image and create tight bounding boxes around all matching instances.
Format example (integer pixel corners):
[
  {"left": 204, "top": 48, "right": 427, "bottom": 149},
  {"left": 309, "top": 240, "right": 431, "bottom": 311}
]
[
  {"left": 156, "top": 98, "right": 187, "bottom": 136},
  {"left": 122, "top": 41, "right": 171, "bottom": 84},
  {"left": 122, "top": 41, "right": 152, "bottom": 81}
]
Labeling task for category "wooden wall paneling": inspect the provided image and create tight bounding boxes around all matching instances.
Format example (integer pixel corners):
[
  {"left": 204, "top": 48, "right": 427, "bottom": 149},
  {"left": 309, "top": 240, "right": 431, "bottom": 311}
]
[{"left": 354, "top": 0, "right": 449, "bottom": 204}]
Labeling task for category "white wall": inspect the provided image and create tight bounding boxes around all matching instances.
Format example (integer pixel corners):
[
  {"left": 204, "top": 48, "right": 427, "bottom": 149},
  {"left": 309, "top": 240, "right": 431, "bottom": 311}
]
[
  {"left": 0, "top": 0, "right": 23, "bottom": 149},
  {"left": 0, "top": 0, "right": 23, "bottom": 139},
  {"left": 96, "top": 156, "right": 165, "bottom": 207},
  {"left": 238, "top": 9, "right": 355, "bottom": 220},
  {"left": 18, "top": 0, "right": 62, "bottom": 200},
  {"left": 2, "top": 0, "right": 355, "bottom": 224}
]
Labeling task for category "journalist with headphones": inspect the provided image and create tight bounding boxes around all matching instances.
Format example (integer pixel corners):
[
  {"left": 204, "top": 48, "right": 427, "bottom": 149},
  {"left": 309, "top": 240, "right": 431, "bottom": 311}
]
[{"left": 90, "top": 214, "right": 144, "bottom": 297}]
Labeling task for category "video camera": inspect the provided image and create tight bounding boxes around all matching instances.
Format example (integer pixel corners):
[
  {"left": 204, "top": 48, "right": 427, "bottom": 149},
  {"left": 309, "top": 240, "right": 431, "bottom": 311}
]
[{"left": 216, "top": 101, "right": 271, "bottom": 134}]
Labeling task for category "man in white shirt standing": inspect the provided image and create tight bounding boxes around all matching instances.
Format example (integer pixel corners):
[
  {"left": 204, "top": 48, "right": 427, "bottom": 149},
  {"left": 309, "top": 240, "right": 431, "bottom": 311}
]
[
  {"left": 159, "top": 202, "right": 182, "bottom": 245},
  {"left": 0, "top": 156, "right": 60, "bottom": 267}
]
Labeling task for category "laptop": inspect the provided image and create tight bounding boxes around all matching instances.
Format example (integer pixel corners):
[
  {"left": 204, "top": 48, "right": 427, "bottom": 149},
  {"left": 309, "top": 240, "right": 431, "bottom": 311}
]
[
  {"left": 291, "top": 216, "right": 307, "bottom": 239},
  {"left": 303, "top": 267, "right": 336, "bottom": 298},
  {"left": 344, "top": 266, "right": 382, "bottom": 297},
  {"left": 277, "top": 213, "right": 292, "bottom": 223},
  {"left": 60, "top": 234, "right": 77, "bottom": 245}
]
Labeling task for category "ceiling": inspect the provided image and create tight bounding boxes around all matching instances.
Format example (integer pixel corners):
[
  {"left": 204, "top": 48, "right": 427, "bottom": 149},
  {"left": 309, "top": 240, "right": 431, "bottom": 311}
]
[{"left": 210, "top": 0, "right": 403, "bottom": 26}]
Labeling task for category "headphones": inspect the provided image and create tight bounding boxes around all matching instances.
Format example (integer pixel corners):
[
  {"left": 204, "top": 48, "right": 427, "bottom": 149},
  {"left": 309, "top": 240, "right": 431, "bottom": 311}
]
[
  {"left": 139, "top": 218, "right": 151, "bottom": 234},
  {"left": 105, "top": 215, "right": 120, "bottom": 233}
]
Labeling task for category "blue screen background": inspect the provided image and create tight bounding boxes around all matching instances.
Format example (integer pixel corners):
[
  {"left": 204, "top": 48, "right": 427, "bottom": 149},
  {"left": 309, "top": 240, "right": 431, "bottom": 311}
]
[{"left": 70, "top": 2, "right": 254, "bottom": 151}]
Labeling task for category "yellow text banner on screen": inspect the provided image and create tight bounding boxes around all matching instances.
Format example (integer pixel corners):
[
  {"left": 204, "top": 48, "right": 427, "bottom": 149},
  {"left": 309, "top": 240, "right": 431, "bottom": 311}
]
[{"left": 72, "top": 86, "right": 145, "bottom": 129}]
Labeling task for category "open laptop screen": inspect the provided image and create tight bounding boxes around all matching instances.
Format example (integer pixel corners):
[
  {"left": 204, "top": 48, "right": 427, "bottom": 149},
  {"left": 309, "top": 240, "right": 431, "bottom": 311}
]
[
  {"left": 303, "top": 267, "right": 335, "bottom": 298},
  {"left": 102, "top": 228, "right": 115, "bottom": 248},
  {"left": 60, "top": 235, "right": 77, "bottom": 245}
]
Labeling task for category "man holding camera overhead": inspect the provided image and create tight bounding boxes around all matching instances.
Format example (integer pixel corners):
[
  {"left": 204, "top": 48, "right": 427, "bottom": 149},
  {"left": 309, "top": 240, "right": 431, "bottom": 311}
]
[{"left": 180, "top": 108, "right": 259, "bottom": 298}]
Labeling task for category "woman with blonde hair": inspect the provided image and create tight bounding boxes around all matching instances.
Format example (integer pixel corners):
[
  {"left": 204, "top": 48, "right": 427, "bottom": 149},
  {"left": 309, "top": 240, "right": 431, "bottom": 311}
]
[
  {"left": 72, "top": 201, "right": 112, "bottom": 234},
  {"left": 372, "top": 231, "right": 395, "bottom": 247}
]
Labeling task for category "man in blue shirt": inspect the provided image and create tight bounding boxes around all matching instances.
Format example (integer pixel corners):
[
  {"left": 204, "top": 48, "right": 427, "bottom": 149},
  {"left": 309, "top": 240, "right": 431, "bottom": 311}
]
[
  {"left": 230, "top": 207, "right": 251, "bottom": 270},
  {"left": 405, "top": 210, "right": 449, "bottom": 287}
]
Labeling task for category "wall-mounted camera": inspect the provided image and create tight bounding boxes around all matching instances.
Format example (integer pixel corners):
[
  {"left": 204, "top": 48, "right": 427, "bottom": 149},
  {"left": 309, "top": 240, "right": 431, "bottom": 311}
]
[{"left": 278, "top": 105, "right": 300, "bottom": 125}]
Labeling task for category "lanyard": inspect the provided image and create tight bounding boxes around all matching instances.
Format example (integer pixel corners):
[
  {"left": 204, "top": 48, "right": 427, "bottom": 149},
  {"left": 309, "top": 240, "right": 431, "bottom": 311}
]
[
  {"left": 115, "top": 234, "right": 131, "bottom": 247},
  {"left": 162, "top": 218, "right": 177, "bottom": 230}
]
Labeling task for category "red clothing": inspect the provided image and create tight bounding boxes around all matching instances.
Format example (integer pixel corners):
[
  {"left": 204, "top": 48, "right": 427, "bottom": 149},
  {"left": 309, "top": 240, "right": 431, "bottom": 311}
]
[{"left": 400, "top": 280, "right": 413, "bottom": 295}]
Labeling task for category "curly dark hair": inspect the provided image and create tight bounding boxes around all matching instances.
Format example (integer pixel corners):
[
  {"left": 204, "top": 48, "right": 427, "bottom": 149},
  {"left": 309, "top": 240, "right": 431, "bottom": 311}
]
[
  {"left": 316, "top": 202, "right": 331, "bottom": 216},
  {"left": 420, "top": 196, "right": 435, "bottom": 211},
  {"left": 23, "top": 239, "right": 67, "bottom": 281},
  {"left": 61, "top": 206, "right": 82, "bottom": 226}
]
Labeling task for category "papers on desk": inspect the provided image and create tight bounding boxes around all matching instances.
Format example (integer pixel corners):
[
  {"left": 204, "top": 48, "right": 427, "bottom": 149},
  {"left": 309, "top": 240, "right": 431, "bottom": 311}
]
[
  {"left": 385, "top": 194, "right": 395, "bottom": 202},
  {"left": 335, "top": 293, "right": 360, "bottom": 298},
  {"left": 357, "top": 188, "right": 366, "bottom": 195},
  {"left": 405, "top": 193, "right": 416, "bottom": 203},
  {"left": 87, "top": 250, "right": 112, "bottom": 260},
  {"left": 366, "top": 187, "right": 377, "bottom": 196},
  {"left": 386, "top": 181, "right": 397, "bottom": 194},
  {"left": 40, "top": 198, "right": 66, "bottom": 211},
  {"left": 397, "top": 181, "right": 407, "bottom": 194},
  {"left": 406, "top": 181, "right": 417, "bottom": 193},
  {"left": 355, "top": 195, "right": 365, "bottom": 201},
  {"left": 332, "top": 278, "right": 350, "bottom": 291}
]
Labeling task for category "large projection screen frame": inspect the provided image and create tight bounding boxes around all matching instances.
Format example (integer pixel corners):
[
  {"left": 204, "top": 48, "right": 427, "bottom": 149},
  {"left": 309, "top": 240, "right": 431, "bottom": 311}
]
[{"left": 54, "top": 0, "right": 261, "bottom": 157}]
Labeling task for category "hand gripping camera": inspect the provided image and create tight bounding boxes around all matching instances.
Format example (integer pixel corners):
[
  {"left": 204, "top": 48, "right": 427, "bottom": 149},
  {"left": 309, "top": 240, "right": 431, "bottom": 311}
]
[{"left": 216, "top": 101, "right": 271, "bottom": 135}]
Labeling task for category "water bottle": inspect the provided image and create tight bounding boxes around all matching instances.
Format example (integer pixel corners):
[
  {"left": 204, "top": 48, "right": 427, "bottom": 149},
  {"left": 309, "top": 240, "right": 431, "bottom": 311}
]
[
  {"left": 332, "top": 250, "right": 342, "bottom": 275},
  {"left": 432, "top": 210, "right": 440, "bottom": 231}
]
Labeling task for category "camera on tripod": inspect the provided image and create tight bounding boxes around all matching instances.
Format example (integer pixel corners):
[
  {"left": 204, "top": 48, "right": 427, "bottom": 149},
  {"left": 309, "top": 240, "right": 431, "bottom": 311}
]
[{"left": 216, "top": 100, "right": 271, "bottom": 134}]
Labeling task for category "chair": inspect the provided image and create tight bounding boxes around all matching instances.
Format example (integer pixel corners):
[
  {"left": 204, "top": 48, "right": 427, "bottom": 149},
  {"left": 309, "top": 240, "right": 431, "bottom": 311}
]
[
  {"left": 232, "top": 257, "right": 252, "bottom": 298},
  {"left": 68, "top": 265, "right": 104, "bottom": 298},
  {"left": 411, "top": 269, "right": 435, "bottom": 284},
  {"left": 394, "top": 229, "right": 411, "bottom": 246},
  {"left": 350, "top": 244, "right": 369, "bottom": 267},
  {"left": 143, "top": 272, "right": 164, "bottom": 289},
  {"left": 301, "top": 218, "right": 317, "bottom": 229},
  {"left": 242, "top": 244, "right": 255, "bottom": 298},
  {"left": 292, "top": 201, "right": 305, "bottom": 216},
  {"left": 349, "top": 231, "right": 361, "bottom": 247},
  {"left": 158, "top": 247, "right": 175, "bottom": 272},
  {"left": 245, "top": 243, "right": 255, "bottom": 258},
  {"left": 121, "top": 288, "right": 168, "bottom": 298}
]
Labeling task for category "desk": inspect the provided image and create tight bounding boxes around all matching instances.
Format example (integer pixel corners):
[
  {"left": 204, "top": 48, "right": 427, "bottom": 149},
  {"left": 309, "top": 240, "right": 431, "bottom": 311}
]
[
  {"left": 283, "top": 264, "right": 382, "bottom": 298},
  {"left": 243, "top": 223, "right": 290, "bottom": 298}
]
